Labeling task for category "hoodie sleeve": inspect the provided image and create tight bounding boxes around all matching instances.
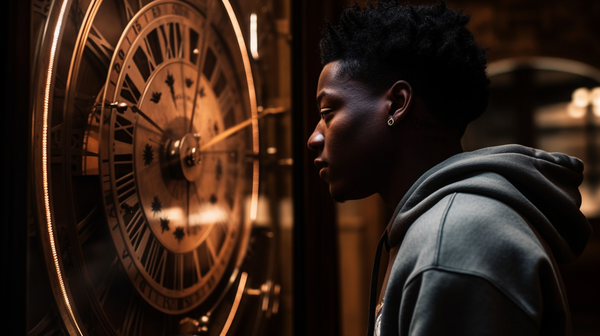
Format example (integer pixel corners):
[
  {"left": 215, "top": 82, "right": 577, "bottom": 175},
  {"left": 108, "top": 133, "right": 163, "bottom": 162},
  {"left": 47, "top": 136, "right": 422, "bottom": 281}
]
[{"left": 399, "top": 268, "right": 537, "bottom": 335}]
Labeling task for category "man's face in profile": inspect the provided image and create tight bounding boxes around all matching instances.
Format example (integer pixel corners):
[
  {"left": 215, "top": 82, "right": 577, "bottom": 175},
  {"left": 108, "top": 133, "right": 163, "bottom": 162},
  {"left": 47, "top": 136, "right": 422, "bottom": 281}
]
[{"left": 309, "top": 60, "right": 393, "bottom": 202}]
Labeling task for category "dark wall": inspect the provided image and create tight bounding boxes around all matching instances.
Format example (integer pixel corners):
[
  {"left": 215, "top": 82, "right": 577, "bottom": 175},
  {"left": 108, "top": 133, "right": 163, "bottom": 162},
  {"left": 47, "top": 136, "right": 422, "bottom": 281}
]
[{"left": 2, "top": 1, "right": 30, "bottom": 335}]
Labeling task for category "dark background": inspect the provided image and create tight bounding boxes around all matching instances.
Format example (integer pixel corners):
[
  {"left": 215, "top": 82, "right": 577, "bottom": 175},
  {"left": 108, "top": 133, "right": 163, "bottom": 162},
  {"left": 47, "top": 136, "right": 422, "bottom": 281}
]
[{"left": 4, "top": 0, "right": 600, "bottom": 335}]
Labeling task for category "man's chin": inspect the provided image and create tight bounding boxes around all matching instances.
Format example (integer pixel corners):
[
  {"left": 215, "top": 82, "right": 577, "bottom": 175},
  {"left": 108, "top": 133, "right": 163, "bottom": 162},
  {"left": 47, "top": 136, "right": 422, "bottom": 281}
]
[
  {"left": 329, "top": 185, "right": 348, "bottom": 203},
  {"left": 329, "top": 184, "right": 369, "bottom": 203}
]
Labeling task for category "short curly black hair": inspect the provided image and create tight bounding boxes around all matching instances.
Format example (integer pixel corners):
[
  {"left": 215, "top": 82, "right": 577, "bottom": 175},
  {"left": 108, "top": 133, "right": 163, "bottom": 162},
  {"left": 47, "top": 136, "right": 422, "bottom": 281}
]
[{"left": 320, "top": 0, "right": 490, "bottom": 134}]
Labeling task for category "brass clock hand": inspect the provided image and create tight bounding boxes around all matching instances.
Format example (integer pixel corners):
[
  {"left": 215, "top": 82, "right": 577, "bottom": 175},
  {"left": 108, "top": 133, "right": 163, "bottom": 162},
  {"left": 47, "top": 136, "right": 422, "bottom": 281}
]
[
  {"left": 200, "top": 107, "right": 285, "bottom": 151},
  {"left": 188, "top": 0, "right": 216, "bottom": 133},
  {"left": 109, "top": 102, "right": 168, "bottom": 135},
  {"left": 131, "top": 105, "right": 169, "bottom": 135}
]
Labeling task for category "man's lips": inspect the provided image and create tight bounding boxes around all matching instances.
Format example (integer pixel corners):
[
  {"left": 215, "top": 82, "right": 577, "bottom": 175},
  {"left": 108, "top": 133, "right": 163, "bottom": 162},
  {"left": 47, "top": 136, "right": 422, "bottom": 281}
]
[{"left": 314, "top": 158, "right": 328, "bottom": 180}]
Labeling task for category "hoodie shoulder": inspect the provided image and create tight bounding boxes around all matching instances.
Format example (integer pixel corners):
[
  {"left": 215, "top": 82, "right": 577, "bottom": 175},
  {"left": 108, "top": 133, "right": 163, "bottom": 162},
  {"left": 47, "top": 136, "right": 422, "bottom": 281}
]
[
  {"left": 387, "top": 145, "right": 591, "bottom": 263},
  {"left": 385, "top": 192, "right": 569, "bottom": 333}
]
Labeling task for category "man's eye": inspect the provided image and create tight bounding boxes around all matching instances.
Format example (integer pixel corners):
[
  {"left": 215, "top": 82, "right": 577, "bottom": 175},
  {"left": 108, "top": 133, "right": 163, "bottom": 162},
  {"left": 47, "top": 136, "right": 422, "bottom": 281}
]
[{"left": 319, "top": 108, "right": 333, "bottom": 117}]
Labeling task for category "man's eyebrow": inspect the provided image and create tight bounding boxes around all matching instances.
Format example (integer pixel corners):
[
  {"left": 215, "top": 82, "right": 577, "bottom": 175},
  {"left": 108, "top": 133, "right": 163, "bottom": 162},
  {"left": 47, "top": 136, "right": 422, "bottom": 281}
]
[{"left": 316, "top": 91, "right": 331, "bottom": 107}]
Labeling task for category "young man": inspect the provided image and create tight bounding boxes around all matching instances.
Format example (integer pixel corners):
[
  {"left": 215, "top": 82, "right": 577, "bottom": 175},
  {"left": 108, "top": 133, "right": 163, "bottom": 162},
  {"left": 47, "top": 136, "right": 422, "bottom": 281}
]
[{"left": 307, "top": 1, "right": 592, "bottom": 335}]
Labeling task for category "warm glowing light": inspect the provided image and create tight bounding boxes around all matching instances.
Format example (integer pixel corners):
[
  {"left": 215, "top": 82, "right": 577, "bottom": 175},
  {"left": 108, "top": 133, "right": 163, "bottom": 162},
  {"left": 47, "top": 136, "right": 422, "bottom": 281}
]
[
  {"left": 272, "top": 284, "right": 281, "bottom": 314},
  {"left": 594, "top": 105, "right": 600, "bottom": 117},
  {"left": 572, "top": 87, "right": 590, "bottom": 107},
  {"left": 567, "top": 102, "right": 586, "bottom": 118},
  {"left": 43, "top": 0, "right": 84, "bottom": 335},
  {"left": 250, "top": 14, "right": 259, "bottom": 59},
  {"left": 189, "top": 205, "right": 228, "bottom": 225},
  {"left": 251, "top": 159, "right": 260, "bottom": 220},
  {"left": 591, "top": 87, "right": 600, "bottom": 107},
  {"left": 219, "top": 1, "right": 260, "bottom": 223},
  {"left": 221, "top": 0, "right": 258, "bottom": 152},
  {"left": 219, "top": 272, "right": 248, "bottom": 336}
]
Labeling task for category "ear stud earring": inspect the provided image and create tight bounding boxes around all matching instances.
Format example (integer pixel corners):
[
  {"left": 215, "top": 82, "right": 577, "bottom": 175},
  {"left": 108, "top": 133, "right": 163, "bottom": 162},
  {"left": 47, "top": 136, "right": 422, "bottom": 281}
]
[{"left": 387, "top": 117, "right": 394, "bottom": 126}]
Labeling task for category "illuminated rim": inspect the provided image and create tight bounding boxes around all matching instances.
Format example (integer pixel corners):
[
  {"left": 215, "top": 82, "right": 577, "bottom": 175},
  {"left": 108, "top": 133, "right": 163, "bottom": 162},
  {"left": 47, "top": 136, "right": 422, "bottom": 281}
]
[
  {"left": 221, "top": 0, "right": 260, "bottom": 222},
  {"left": 38, "top": 0, "right": 84, "bottom": 335}
]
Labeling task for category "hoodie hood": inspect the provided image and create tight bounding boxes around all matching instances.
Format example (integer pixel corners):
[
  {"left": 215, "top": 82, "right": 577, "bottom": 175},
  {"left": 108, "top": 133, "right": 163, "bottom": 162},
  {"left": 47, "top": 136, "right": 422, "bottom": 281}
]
[{"left": 386, "top": 144, "right": 592, "bottom": 264}]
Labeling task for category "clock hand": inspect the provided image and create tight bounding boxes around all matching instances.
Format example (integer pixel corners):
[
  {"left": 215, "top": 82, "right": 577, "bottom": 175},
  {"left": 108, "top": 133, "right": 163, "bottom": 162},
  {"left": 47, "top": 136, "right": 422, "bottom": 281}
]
[
  {"left": 131, "top": 105, "right": 169, "bottom": 135},
  {"left": 109, "top": 102, "right": 168, "bottom": 135},
  {"left": 200, "top": 107, "right": 285, "bottom": 151},
  {"left": 188, "top": 0, "right": 215, "bottom": 133},
  {"left": 165, "top": 71, "right": 177, "bottom": 109}
]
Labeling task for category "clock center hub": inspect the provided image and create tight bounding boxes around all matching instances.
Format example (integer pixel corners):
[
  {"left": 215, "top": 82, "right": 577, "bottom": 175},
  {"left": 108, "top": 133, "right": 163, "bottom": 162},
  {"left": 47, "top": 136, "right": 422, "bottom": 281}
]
[{"left": 166, "top": 133, "right": 202, "bottom": 181}]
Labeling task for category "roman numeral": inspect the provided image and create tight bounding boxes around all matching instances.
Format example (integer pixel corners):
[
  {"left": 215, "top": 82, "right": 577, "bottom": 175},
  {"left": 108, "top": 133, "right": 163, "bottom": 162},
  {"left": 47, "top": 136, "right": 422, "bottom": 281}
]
[
  {"left": 144, "top": 28, "right": 165, "bottom": 68},
  {"left": 213, "top": 71, "right": 227, "bottom": 97},
  {"left": 86, "top": 24, "right": 115, "bottom": 71},
  {"left": 202, "top": 48, "right": 217, "bottom": 81},
  {"left": 113, "top": 114, "right": 134, "bottom": 144},
  {"left": 125, "top": 204, "right": 150, "bottom": 255},
  {"left": 141, "top": 235, "right": 167, "bottom": 284},
  {"left": 120, "top": 74, "right": 142, "bottom": 105},
  {"left": 159, "top": 22, "right": 183, "bottom": 59},
  {"left": 132, "top": 46, "right": 153, "bottom": 82},
  {"left": 164, "top": 253, "right": 185, "bottom": 291},
  {"left": 120, "top": 0, "right": 135, "bottom": 22},
  {"left": 114, "top": 154, "right": 136, "bottom": 204},
  {"left": 208, "top": 223, "right": 227, "bottom": 255},
  {"left": 195, "top": 241, "right": 214, "bottom": 277},
  {"left": 184, "top": 251, "right": 200, "bottom": 288}
]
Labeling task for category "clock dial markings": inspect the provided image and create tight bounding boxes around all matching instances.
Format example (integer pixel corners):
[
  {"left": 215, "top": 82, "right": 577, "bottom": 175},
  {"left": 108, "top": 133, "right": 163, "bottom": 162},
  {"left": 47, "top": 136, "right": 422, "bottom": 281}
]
[
  {"left": 150, "top": 91, "right": 162, "bottom": 103},
  {"left": 96, "top": 0, "right": 252, "bottom": 315},
  {"left": 33, "top": 0, "right": 263, "bottom": 332},
  {"left": 141, "top": 234, "right": 168, "bottom": 285},
  {"left": 213, "top": 71, "right": 228, "bottom": 98},
  {"left": 196, "top": 241, "right": 214, "bottom": 277},
  {"left": 120, "top": 0, "right": 136, "bottom": 22},
  {"left": 151, "top": 195, "right": 163, "bottom": 215},
  {"left": 174, "top": 227, "right": 185, "bottom": 242},
  {"left": 202, "top": 48, "right": 218, "bottom": 81},
  {"left": 120, "top": 74, "right": 143, "bottom": 105},
  {"left": 165, "top": 70, "right": 177, "bottom": 108},
  {"left": 158, "top": 22, "right": 183, "bottom": 61},
  {"left": 114, "top": 114, "right": 135, "bottom": 144},
  {"left": 144, "top": 28, "right": 165, "bottom": 68},
  {"left": 132, "top": 46, "right": 154, "bottom": 83},
  {"left": 86, "top": 24, "right": 115, "bottom": 71},
  {"left": 160, "top": 217, "right": 170, "bottom": 232}
]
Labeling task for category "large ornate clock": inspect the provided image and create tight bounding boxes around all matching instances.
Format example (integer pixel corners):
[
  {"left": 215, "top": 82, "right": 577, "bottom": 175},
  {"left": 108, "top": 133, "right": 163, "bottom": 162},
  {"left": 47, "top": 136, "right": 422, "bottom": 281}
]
[{"left": 29, "top": 0, "right": 278, "bottom": 335}]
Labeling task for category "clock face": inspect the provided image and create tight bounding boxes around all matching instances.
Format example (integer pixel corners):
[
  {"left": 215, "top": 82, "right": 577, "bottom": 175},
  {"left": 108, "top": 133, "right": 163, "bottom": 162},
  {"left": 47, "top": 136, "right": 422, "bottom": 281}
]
[
  {"left": 29, "top": 0, "right": 269, "bottom": 335},
  {"left": 101, "top": 1, "right": 247, "bottom": 314}
]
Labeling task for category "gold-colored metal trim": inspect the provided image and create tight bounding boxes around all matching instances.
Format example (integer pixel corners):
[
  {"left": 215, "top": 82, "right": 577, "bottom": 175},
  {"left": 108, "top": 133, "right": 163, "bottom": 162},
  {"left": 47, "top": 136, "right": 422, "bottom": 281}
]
[
  {"left": 221, "top": 0, "right": 260, "bottom": 221},
  {"left": 39, "top": 0, "right": 84, "bottom": 335}
]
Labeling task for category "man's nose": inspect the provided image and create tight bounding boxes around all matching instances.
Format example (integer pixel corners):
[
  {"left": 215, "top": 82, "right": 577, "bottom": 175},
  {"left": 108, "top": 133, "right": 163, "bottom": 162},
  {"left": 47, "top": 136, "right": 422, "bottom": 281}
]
[{"left": 307, "top": 126, "right": 324, "bottom": 151}]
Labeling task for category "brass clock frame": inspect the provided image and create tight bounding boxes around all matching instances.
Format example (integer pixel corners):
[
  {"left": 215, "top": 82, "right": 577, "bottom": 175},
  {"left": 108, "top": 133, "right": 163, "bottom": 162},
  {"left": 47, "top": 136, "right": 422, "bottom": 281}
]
[{"left": 30, "top": 0, "right": 274, "bottom": 335}]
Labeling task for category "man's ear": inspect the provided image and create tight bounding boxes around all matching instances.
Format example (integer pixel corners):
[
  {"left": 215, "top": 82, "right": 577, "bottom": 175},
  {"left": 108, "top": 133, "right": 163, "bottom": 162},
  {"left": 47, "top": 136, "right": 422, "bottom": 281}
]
[{"left": 386, "top": 80, "right": 413, "bottom": 126}]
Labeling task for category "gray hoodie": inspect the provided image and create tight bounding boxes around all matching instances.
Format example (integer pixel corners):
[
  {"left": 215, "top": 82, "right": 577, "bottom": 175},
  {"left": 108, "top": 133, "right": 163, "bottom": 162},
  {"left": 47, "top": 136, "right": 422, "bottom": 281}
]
[{"left": 370, "top": 145, "right": 592, "bottom": 336}]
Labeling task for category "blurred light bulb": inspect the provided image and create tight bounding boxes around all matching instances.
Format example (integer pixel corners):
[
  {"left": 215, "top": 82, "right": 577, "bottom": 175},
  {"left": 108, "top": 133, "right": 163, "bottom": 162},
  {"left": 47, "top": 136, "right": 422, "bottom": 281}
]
[
  {"left": 567, "top": 102, "right": 586, "bottom": 118},
  {"left": 250, "top": 14, "right": 259, "bottom": 59},
  {"left": 594, "top": 105, "right": 600, "bottom": 117},
  {"left": 591, "top": 87, "right": 600, "bottom": 107},
  {"left": 572, "top": 87, "right": 590, "bottom": 107}
]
